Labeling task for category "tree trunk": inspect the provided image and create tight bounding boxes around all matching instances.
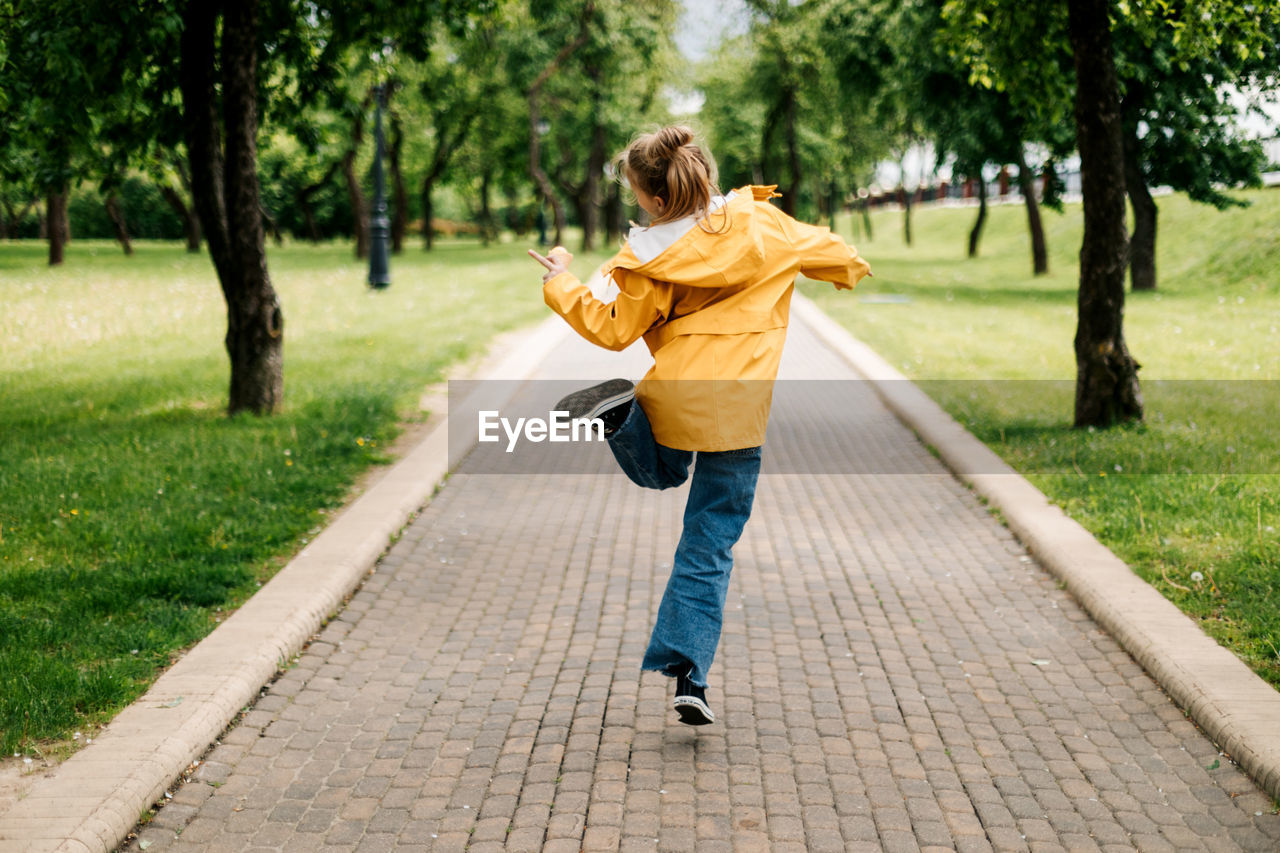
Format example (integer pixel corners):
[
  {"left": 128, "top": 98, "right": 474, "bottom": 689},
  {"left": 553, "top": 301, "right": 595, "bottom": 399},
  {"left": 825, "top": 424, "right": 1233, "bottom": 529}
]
[
  {"left": 1015, "top": 147, "right": 1048, "bottom": 275},
  {"left": 526, "top": 0, "right": 594, "bottom": 249},
  {"left": 180, "top": 0, "right": 284, "bottom": 416},
  {"left": 3, "top": 198, "right": 36, "bottom": 240},
  {"left": 901, "top": 186, "right": 912, "bottom": 247},
  {"left": 389, "top": 109, "right": 407, "bottom": 254},
  {"left": 47, "top": 191, "right": 68, "bottom": 265},
  {"left": 419, "top": 105, "right": 479, "bottom": 251},
  {"left": 757, "top": 70, "right": 799, "bottom": 216},
  {"left": 105, "top": 194, "right": 134, "bottom": 255},
  {"left": 297, "top": 192, "right": 320, "bottom": 242},
  {"left": 968, "top": 175, "right": 987, "bottom": 258},
  {"left": 296, "top": 160, "right": 338, "bottom": 244},
  {"left": 1123, "top": 113, "right": 1157, "bottom": 292},
  {"left": 860, "top": 197, "right": 873, "bottom": 241},
  {"left": 761, "top": 105, "right": 777, "bottom": 195},
  {"left": 160, "top": 183, "right": 202, "bottom": 251},
  {"left": 342, "top": 117, "right": 369, "bottom": 258},
  {"left": 261, "top": 204, "right": 283, "bottom": 247},
  {"left": 604, "top": 179, "right": 623, "bottom": 246},
  {"left": 479, "top": 167, "right": 494, "bottom": 246},
  {"left": 783, "top": 85, "right": 800, "bottom": 218},
  {"left": 528, "top": 98, "right": 566, "bottom": 248},
  {"left": 177, "top": 160, "right": 203, "bottom": 251},
  {"left": 1067, "top": 0, "right": 1141, "bottom": 428},
  {"left": 504, "top": 187, "right": 525, "bottom": 237},
  {"left": 422, "top": 184, "right": 435, "bottom": 251},
  {"left": 579, "top": 107, "right": 605, "bottom": 252},
  {"left": 568, "top": 191, "right": 589, "bottom": 250}
]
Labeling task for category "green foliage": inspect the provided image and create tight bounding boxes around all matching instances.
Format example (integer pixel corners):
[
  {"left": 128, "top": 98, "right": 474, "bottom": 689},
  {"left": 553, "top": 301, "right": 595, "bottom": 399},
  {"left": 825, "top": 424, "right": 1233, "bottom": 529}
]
[
  {"left": 0, "top": 0, "right": 183, "bottom": 194},
  {"left": 697, "top": 37, "right": 771, "bottom": 187},
  {"left": 65, "top": 178, "right": 186, "bottom": 241},
  {"left": 1120, "top": 0, "right": 1280, "bottom": 67},
  {"left": 939, "top": 0, "right": 1075, "bottom": 126},
  {"left": 1115, "top": 5, "right": 1277, "bottom": 210},
  {"left": 527, "top": 0, "right": 682, "bottom": 242},
  {"left": 698, "top": 0, "right": 884, "bottom": 220},
  {"left": 940, "top": 0, "right": 1278, "bottom": 206},
  {"left": 258, "top": 131, "right": 354, "bottom": 241}
]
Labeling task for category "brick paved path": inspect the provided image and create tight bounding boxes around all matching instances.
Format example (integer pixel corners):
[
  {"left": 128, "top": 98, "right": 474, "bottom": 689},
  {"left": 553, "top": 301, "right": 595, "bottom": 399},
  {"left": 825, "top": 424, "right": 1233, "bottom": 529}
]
[{"left": 124, "top": 316, "right": 1280, "bottom": 852}]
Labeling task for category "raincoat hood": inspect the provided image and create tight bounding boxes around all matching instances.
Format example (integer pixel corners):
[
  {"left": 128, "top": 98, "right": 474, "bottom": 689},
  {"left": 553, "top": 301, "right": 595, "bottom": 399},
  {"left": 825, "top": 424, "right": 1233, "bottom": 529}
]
[{"left": 602, "top": 186, "right": 783, "bottom": 288}]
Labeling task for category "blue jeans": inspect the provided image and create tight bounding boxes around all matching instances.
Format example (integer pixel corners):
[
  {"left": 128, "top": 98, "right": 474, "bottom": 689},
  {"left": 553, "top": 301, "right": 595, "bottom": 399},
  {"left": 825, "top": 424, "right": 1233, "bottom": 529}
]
[{"left": 608, "top": 400, "right": 762, "bottom": 688}]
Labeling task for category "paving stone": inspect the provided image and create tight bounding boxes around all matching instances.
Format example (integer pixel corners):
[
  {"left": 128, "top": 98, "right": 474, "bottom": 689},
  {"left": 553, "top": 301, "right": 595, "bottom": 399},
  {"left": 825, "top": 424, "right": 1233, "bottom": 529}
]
[{"left": 115, "top": 321, "right": 1280, "bottom": 852}]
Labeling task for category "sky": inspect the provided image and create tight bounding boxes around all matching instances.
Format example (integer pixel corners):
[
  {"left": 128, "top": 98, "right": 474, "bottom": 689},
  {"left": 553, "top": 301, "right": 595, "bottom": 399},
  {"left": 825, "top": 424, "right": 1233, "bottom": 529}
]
[{"left": 674, "top": 0, "right": 750, "bottom": 62}]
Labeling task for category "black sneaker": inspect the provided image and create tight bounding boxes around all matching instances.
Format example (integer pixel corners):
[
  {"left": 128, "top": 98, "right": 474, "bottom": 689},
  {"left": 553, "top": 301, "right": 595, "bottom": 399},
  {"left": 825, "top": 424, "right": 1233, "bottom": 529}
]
[
  {"left": 553, "top": 379, "right": 634, "bottom": 434},
  {"left": 673, "top": 665, "right": 714, "bottom": 726}
]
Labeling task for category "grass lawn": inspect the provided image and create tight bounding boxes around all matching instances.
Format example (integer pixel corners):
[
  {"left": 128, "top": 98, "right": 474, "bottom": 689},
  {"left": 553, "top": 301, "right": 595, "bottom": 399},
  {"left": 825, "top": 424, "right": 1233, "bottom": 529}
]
[
  {"left": 0, "top": 237, "right": 604, "bottom": 755},
  {"left": 804, "top": 189, "right": 1280, "bottom": 689}
]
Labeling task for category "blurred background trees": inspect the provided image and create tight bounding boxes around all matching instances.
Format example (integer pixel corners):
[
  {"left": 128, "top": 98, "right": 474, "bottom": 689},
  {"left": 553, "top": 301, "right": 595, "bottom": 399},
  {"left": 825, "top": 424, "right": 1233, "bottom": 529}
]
[
  {"left": 4, "top": 0, "right": 1273, "bottom": 264},
  {"left": 1, "top": 0, "right": 1276, "bottom": 423}
]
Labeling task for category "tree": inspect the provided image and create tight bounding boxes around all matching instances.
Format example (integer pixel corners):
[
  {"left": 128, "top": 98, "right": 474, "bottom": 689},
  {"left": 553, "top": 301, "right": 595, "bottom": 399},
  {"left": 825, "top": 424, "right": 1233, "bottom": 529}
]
[
  {"left": 747, "top": 2, "right": 805, "bottom": 216},
  {"left": 412, "top": 34, "right": 488, "bottom": 251},
  {"left": 451, "top": 49, "right": 530, "bottom": 247},
  {"left": 178, "top": 0, "right": 283, "bottom": 414},
  {"left": 513, "top": 0, "right": 677, "bottom": 250},
  {"left": 525, "top": 0, "right": 596, "bottom": 248},
  {"left": 554, "top": 0, "right": 679, "bottom": 250},
  {"left": 903, "top": 0, "right": 1075, "bottom": 273},
  {"left": 153, "top": 154, "right": 203, "bottom": 252},
  {"left": 1115, "top": 10, "right": 1277, "bottom": 291},
  {"left": 810, "top": 0, "right": 896, "bottom": 237},
  {"left": 387, "top": 85, "right": 411, "bottom": 252},
  {"left": 939, "top": 0, "right": 1141, "bottom": 424},
  {"left": 945, "top": 0, "right": 1279, "bottom": 422},
  {"left": 1066, "top": 0, "right": 1143, "bottom": 426},
  {"left": 700, "top": 1, "right": 882, "bottom": 226},
  {"left": 742, "top": 0, "right": 831, "bottom": 218},
  {"left": 342, "top": 88, "right": 375, "bottom": 259},
  {"left": 697, "top": 38, "right": 770, "bottom": 187},
  {"left": 2, "top": 4, "right": 119, "bottom": 262}
]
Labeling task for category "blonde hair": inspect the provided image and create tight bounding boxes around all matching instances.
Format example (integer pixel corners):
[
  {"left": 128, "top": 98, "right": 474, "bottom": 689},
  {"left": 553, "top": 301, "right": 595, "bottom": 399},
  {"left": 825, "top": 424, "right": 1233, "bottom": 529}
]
[{"left": 618, "top": 126, "right": 726, "bottom": 228}]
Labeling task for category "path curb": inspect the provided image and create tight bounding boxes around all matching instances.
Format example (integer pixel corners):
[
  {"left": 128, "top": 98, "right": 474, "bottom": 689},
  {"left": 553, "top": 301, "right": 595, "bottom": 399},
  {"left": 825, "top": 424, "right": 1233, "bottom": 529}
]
[
  {"left": 0, "top": 317, "right": 570, "bottom": 853},
  {"left": 793, "top": 292, "right": 1280, "bottom": 803}
]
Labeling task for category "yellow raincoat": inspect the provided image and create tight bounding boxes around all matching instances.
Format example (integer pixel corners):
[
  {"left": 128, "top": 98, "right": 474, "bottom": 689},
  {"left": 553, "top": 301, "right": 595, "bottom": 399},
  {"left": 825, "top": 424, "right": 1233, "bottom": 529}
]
[{"left": 543, "top": 185, "right": 871, "bottom": 451}]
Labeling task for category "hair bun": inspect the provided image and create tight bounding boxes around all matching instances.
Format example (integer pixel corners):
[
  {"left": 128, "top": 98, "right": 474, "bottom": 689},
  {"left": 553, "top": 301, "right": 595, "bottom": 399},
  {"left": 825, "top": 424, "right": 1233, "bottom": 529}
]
[{"left": 654, "top": 126, "right": 694, "bottom": 158}]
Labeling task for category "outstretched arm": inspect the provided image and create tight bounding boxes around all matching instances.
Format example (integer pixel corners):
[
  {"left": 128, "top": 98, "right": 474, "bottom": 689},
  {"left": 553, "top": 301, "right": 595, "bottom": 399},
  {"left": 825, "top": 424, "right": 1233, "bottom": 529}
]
[
  {"left": 774, "top": 213, "right": 872, "bottom": 290},
  {"left": 531, "top": 247, "right": 668, "bottom": 352}
]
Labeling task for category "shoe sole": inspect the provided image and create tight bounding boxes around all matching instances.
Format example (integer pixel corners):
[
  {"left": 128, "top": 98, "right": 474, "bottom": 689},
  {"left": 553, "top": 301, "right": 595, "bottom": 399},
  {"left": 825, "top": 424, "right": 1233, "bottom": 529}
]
[
  {"left": 674, "top": 695, "right": 715, "bottom": 726},
  {"left": 554, "top": 379, "right": 635, "bottom": 421}
]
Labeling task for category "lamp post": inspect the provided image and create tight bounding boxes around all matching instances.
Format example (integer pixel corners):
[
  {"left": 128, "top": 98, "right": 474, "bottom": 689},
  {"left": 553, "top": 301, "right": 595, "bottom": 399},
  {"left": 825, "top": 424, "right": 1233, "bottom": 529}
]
[{"left": 368, "top": 82, "right": 391, "bottom": 289}]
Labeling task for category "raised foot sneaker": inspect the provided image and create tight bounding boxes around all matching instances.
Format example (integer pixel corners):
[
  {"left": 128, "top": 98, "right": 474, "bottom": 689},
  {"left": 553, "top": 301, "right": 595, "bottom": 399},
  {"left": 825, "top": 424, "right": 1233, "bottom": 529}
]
[
  {"left": 553, "top": 379, "right": 634, "bottom": 434},
  {"left": 673, "top": 667, "right": 715, "bottom": 726}
]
